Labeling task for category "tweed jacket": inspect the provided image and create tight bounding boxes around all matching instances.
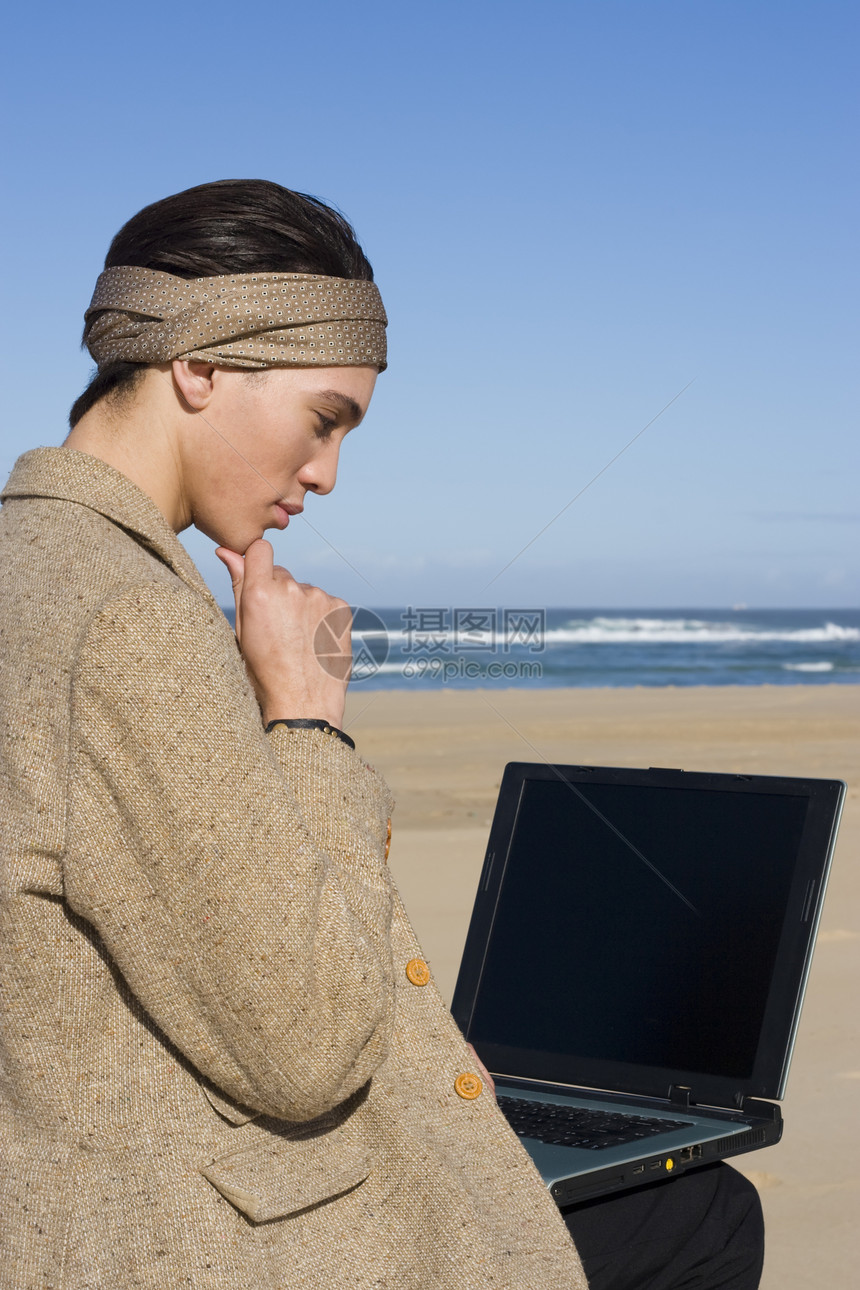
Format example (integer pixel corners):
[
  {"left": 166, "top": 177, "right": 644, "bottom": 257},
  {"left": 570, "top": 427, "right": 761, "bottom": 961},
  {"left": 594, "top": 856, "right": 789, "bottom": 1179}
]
[{"left": 0, "top": 448, "right": 587, "bottom": 1290}]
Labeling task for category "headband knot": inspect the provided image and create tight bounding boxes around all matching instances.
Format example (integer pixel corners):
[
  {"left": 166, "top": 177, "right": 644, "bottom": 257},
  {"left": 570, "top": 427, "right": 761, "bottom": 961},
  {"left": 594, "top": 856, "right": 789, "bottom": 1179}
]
[{"left": 84, "top": 266, "right": 388, "bottom": 371}]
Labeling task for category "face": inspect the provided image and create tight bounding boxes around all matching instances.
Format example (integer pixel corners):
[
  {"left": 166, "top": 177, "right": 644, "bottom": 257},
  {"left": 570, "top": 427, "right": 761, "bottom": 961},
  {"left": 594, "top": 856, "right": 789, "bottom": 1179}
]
[{"left": 178, "top": 364, "right": 377, "bottom": 552}]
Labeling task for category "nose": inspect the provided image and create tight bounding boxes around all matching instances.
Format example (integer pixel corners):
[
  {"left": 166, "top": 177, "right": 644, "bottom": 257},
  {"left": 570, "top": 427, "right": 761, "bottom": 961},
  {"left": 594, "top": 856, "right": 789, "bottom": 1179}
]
[{"left": 299, "top": 440, "right": 341, "bottom": 496}]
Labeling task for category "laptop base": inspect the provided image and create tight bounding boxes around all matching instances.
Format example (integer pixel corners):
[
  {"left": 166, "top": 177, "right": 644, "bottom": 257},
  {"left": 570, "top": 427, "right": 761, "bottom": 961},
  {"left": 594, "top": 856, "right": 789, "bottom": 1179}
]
[{"left": 496, "top": 1076, "right": 783, "bottom": 1207}]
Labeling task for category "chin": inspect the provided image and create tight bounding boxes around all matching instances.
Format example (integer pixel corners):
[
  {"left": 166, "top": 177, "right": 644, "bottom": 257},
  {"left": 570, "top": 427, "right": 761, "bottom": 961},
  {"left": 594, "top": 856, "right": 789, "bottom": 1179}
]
[
  {"left": 226, "top": 530, "right": 265, "bottom": 555},
  {"left": 196, "top": 518, "right": 263, "bottom": 554}
]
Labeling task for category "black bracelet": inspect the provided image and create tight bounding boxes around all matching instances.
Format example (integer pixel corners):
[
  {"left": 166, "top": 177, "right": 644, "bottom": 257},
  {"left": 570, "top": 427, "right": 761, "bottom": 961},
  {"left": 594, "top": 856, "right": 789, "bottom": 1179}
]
[{"left": 265, "top": 718, "right": 355, "bottom": 751}]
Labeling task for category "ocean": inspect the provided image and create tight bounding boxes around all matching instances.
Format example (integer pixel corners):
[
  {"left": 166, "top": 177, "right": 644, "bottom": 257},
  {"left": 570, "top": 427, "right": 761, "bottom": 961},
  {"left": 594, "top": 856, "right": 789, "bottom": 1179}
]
[{"left": 337, "top": 607, "right": 860, "bottom": 690}]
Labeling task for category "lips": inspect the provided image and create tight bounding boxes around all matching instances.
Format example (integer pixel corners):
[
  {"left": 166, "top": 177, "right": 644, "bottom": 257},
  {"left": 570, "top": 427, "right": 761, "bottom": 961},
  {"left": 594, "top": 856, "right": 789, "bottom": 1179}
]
[{"left": 273, "top": 500, "right": 303, "bottom": 529}]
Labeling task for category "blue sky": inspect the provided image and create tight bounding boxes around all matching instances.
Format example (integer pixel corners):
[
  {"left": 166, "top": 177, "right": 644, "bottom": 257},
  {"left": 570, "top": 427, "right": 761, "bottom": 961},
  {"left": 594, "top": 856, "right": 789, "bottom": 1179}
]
[{"left": 1, "top": 0, "right": 856, "bottom": 608}]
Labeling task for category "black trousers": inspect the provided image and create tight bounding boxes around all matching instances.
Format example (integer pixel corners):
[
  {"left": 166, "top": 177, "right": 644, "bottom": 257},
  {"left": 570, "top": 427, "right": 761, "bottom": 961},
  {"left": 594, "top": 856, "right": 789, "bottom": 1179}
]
[{"left": 561, "top": 1163, "right": 764, "bottom": 1290}]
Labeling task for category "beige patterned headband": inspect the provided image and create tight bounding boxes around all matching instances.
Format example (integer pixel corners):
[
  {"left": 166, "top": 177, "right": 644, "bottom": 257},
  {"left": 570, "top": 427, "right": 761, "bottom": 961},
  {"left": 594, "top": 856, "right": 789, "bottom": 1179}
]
[{"left": 84, "top": 266, "right": 388, "bottom": 371}]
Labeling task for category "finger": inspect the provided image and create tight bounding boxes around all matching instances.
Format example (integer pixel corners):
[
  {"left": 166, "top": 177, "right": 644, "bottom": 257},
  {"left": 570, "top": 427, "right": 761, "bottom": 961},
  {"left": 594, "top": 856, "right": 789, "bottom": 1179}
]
[
  {"left": 215, "top": 547, "right": 245, "bottom": 637},
  {"left": 326, "top": 604, "right": 353, "bottom": 649},
  {"left": 467, "top": 1043, "right": 496, "bottom": 1098},
  {"left": 215, "top": 547, "right": 245, "bottom": 588}
]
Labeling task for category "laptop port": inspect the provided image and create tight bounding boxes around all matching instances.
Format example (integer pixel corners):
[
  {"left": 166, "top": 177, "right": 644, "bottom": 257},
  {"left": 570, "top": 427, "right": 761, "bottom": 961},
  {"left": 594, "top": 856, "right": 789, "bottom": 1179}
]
[
  {"left": 679, "top": 1145, "right": 703, "bottom": 1164},
  {"left": 648, "top": 1161, "right": 663, "bottom": 1171},
  {"left": 632, "top": 1165, "right": 645, "bottom": 1175}
]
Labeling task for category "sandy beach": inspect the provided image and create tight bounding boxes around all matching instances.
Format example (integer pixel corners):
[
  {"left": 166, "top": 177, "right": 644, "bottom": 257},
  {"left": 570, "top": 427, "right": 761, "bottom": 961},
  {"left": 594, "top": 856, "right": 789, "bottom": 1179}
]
[{"left": 344, "top": 684, "right": 860, "bottom": 1289}]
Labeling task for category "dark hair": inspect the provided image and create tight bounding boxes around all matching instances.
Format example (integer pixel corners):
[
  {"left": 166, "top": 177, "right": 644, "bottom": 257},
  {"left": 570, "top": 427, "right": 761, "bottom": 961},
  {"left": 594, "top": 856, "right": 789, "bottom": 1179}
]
[{"left": 70, "top": 179, "right": 375, "bottom": 428}]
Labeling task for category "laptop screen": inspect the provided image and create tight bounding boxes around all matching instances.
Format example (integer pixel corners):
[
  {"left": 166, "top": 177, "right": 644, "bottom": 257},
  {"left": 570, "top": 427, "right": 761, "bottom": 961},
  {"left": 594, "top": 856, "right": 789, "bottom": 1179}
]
[{"left": 453, "top": 765, "right": 844, "bottom": 1105}]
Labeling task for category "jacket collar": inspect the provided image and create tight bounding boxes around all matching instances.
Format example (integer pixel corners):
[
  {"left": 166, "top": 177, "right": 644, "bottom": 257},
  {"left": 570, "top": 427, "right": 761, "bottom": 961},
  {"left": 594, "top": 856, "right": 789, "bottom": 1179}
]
[{"left": 1, "top": 447, "right": 218, "bottom": 608}]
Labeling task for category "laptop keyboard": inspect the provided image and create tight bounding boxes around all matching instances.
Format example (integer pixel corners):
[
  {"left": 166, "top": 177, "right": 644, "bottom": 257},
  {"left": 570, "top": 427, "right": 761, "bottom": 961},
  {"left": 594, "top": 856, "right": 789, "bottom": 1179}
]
[{"left": 496, "top": 1094, "right": 690, "bottom": 1150}]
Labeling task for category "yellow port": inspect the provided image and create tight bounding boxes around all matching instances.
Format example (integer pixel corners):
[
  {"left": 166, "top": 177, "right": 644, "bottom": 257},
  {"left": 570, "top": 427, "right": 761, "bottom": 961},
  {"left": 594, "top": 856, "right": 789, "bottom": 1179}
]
[{"left": 665, "top": 1157, "right": 675, "bottom": 1171}]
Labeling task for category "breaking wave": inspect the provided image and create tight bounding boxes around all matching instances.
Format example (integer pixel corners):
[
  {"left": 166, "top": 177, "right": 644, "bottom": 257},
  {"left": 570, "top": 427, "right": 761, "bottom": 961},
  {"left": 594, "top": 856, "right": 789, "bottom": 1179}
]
[{"left": 542, "top": 617, "right": 860, "bottom": 646}]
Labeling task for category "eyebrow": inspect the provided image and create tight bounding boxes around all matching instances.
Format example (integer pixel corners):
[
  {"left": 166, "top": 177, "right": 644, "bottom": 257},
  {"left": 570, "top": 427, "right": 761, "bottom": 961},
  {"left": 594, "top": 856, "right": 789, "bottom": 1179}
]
[{"left": 317, "top": 390, "right": 364, "bottom": 425}]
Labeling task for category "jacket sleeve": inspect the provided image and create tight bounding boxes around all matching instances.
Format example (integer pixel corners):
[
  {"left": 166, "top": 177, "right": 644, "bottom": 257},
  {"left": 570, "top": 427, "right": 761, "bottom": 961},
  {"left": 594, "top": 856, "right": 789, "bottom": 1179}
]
[{"left": 64, "top": 581, "right": 395, "bottom": 1122}]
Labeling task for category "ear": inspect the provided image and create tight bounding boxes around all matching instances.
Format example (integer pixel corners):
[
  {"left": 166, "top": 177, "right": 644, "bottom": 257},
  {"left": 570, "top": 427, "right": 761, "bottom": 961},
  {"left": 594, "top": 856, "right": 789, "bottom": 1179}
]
[{"left": 171, "top": 359, "right": 217, "bottom": 411}]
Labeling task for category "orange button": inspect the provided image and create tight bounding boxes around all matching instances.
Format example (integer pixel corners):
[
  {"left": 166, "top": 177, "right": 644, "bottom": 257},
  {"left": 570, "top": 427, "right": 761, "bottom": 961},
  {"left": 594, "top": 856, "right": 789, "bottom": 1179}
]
[
  {"left": 405, "top": 957, "right": 430, "bottom": 987},
  {"left": 454, "top": 1072, "right": 483, "bottom": 1100},
  {"left": 384, "top": 817, "right": 392, "bottom": 862}
]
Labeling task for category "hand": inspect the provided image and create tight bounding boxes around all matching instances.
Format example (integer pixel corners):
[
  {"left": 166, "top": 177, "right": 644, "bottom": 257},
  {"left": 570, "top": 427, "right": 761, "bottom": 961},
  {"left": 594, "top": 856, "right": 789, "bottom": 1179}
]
[
  {"left": 216, "top": 540, "right": 352, "bottom": 728},
  {"left": 467, "top": 1043, "right": 496, "bottom": 1099}
]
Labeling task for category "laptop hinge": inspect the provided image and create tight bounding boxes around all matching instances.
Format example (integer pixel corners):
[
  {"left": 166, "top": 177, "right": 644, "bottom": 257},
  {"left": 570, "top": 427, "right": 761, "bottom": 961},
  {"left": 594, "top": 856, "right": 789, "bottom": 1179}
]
[
  {"left": 669, "top": 1087, "right": 782, "bottom": 1120},
  {"left": 735, "top": 1095, "right": 783, "bottom": 1124}
]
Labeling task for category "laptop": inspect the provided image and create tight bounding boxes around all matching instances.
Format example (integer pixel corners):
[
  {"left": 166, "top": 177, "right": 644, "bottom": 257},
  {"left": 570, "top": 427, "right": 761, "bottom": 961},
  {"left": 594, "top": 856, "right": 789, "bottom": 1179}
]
[{"left": 451, "top": 762, "right": 845, "bottom": 1206}]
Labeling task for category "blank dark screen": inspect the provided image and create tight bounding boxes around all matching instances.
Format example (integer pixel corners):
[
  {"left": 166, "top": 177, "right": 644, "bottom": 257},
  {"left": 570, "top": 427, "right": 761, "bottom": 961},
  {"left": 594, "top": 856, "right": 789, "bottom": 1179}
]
[{"left": 468, "top": 780, "right": 808, "bottom": 1080}]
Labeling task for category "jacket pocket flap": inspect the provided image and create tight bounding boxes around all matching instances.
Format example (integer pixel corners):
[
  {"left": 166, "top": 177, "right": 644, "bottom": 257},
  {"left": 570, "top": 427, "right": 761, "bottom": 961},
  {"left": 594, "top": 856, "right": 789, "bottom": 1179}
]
[
  {"left": 201, "top": 1126, "right": 371, "bottom": 1223},
  {"left": 201, "top": 1082, "right": 259, "bottom": 1126}
]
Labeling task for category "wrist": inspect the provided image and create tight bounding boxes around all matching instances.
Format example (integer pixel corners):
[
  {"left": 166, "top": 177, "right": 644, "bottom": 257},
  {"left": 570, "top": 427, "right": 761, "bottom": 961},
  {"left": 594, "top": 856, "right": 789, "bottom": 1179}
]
[
  {"left": 261, "top": 703, "right": 345, "bottom": 729},
  {"left": 264, "top": 718, "right": 355, "bottom": 751}
]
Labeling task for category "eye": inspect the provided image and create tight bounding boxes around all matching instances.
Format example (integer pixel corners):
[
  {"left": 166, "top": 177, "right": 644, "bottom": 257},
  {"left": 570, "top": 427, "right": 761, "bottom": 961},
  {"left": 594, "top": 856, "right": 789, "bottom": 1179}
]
[{"left": 315, "top": 411, "right": 337, "bottom": 439}]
